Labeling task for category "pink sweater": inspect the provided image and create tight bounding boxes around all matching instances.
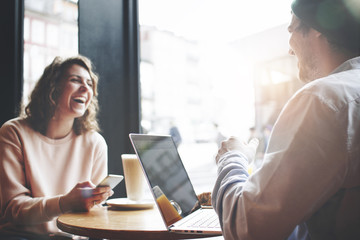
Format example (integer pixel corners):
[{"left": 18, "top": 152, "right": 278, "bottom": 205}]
[{"left": 0, "top": 118, "right": 108, "bottom": 236}]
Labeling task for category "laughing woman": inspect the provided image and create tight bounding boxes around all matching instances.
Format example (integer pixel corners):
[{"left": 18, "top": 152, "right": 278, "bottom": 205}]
[{"left": 0, "top": 56, "right": 113, "bottom": 239}]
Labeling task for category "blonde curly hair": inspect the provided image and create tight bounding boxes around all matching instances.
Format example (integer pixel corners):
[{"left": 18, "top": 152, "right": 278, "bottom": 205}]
[{"left": 23, "top": 55, "right": 100, "bottom": 135}]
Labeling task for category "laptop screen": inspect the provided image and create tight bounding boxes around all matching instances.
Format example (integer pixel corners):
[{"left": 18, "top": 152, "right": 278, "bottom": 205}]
[{"left": 129, "top": 134, "right": 199, "bottom": 218}]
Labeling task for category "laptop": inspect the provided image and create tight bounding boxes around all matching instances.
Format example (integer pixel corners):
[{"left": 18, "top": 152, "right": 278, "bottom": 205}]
[{"left": 129, "top": 133, "right": 222, "bottom": 235}]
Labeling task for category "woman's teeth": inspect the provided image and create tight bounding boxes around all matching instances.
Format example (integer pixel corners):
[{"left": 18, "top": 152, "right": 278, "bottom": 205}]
[{"left": 73, "top": 97, "right": 86, "bottom": 103}]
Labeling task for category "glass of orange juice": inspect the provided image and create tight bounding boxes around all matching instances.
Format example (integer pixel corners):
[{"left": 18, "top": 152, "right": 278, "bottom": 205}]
[{"left": 153, "top": 186, "right": 182, "bottom": 225}]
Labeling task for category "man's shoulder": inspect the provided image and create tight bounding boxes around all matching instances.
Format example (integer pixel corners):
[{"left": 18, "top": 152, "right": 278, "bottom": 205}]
[
  {"left": 297, "top": 68, "right": 360, "bottom": 110},
  {"left": 307, "top": 57, "right": 360, "bottom": 90}
]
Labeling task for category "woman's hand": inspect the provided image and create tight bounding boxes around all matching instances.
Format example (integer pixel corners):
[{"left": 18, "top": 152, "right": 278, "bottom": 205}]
[{"left": 59, "top": 181, "right": 113, "bottom": 213}]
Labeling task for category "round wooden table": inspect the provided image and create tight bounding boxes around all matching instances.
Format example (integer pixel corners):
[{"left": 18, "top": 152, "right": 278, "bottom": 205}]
[{"left": 57, "top": 206, "right": 222, "bottom": 240}]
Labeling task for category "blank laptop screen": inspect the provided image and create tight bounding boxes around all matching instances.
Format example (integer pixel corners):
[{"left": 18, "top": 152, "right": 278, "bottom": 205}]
[{"left": 130, "top": 134, "right": 199, "bottom": 217}]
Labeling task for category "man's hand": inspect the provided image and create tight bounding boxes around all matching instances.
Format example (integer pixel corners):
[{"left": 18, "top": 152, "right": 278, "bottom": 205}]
[{"left": 216, "top": 136, "right": 259, "bottom": 164}]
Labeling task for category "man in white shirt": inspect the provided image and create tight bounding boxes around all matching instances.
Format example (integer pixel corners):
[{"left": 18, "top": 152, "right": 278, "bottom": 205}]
[{"left": 212, "top": 0, "right": 360, "bottom": 239}]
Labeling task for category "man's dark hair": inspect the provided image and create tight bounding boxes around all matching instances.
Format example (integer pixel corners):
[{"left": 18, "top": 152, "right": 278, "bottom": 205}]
[{"left": 291, "top": 0, "right": 360, "bottom": 56}]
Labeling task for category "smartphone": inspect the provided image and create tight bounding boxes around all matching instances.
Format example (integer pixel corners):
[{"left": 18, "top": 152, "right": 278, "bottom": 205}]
[{"left": 97, "top": 174, "right": 124, "bottom": 189}]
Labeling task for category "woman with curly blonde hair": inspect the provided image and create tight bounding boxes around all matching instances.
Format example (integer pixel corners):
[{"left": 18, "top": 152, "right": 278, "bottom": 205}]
[
  {"left": 24, "top": 55, "right": 100, "bottom": 135},
  {"left": 0, "top": 55, "right": 113, "bottom": 239}
]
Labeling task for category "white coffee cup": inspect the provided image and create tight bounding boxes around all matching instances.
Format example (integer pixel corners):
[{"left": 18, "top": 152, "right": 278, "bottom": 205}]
[{"left": 121, "top": 154, "right": 145, "bottom": 201}]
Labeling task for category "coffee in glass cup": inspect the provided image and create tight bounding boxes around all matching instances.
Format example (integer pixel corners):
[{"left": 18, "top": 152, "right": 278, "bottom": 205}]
[{"left": 121, "top": 154, "right": 145, "bottom": 201}]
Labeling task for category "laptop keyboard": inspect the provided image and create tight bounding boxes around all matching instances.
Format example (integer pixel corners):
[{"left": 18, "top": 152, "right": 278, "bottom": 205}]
[{"left": 178, "top": 209, "right": 220, "bottom": 229}]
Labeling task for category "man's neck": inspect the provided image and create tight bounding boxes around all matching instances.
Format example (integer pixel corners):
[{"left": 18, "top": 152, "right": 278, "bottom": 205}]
[
  {"left": 315, "top": 37, "right": 352, "bottom": 79},
  {"left": 323, "top": 52, "right": 351, "bottom": 76}
]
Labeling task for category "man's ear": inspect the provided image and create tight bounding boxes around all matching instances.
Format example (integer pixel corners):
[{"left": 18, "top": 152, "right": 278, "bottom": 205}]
[{"left": 313, "top": 28, "right": 323, "bottom": 39}]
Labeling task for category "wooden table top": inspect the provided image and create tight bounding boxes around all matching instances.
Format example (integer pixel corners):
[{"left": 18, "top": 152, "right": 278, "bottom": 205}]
[{"left": 57, "top": 205, "right": 222, "bottom": 240}]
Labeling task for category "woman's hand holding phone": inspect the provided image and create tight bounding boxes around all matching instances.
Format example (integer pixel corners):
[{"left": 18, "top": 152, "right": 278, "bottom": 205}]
[{"left": 59, "top": 176, "right": 122, "bottom": 213}]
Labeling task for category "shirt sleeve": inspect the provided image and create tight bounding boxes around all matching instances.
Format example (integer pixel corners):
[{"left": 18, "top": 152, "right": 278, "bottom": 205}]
[
  {"left": 212, "top": 91, "right": 348, "bottom": 240},
  {"left": 0, "top": 123, "right": 62, "bottom": 225}
]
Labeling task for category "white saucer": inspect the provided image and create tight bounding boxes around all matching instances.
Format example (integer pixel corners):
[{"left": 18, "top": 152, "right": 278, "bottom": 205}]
[{"left": 106, "top": 198, "right": 154, "bottom": 210}]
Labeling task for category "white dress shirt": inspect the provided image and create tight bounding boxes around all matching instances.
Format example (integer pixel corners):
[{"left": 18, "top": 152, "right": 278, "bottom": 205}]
[{"left": 212, "top": 56, "right": 360, "bottom": 240}]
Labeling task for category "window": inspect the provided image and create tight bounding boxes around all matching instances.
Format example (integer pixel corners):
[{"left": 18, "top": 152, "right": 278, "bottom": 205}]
[
  {"left": 139, "top": 0, "right": 299, "bottom": 193},
  {"left": 23, "top": 0, "right": 78, "bottom": 106}
]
